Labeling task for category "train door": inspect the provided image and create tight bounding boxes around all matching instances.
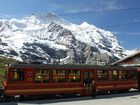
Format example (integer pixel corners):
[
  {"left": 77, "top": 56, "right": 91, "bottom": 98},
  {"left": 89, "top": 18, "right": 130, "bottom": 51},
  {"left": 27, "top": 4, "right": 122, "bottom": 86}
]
[{"left": 83, "top": 70, "right": 94, "bottom": 95}]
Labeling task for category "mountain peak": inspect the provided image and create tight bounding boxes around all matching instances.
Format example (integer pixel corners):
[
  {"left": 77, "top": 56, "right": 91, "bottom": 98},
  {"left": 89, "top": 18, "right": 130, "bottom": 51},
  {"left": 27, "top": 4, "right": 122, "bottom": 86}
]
[
  {"left": 28, "top": 12, "right": 69, "bottom": 25},
  {"left": 0, "top": 13, "right": 128, "bottom": 64},
  {"left": 31, "top": 12, "right": 60, "bottom": 19},
  {"left": 80, "top": 22, "right": 90, "bottom": 27}
]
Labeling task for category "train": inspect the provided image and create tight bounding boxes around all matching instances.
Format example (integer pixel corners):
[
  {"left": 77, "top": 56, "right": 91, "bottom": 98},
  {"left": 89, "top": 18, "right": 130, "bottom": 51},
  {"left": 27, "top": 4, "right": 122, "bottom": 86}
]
[{"left": 0, "top": 64, "right": 140, "bottom": 101}]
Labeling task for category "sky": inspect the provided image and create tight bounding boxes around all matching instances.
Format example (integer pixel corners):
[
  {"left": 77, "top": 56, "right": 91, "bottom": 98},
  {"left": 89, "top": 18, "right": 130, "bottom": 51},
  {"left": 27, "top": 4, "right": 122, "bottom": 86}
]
[{"left": 0, "top": 0, "right": 140, "bottom": 50}]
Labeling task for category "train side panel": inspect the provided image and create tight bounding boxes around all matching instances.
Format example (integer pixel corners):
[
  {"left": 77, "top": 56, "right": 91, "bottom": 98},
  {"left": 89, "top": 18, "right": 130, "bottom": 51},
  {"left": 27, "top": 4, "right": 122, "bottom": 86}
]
[
  {"left": 96, "top": 80, "right": 138, "bottom": 92},
  {"left": 3, "top": 64, "right": 139, "bottom": 97},
  {"left": 4, "top": 67, "right": 85, "bottom": 96}
]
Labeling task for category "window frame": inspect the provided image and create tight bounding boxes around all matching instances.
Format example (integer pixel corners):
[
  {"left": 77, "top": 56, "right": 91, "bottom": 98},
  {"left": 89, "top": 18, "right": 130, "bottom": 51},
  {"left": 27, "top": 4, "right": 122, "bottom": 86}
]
[
  {"left": 68, "top": 69, "right": 81, "bottom": 82},
  {"left": 52, "top": 69, "right": 66, "bottom": 83},
  {"left": 118, "top": 70, "right": 127, "bottom": 80},
  {"left": 35, "top": 69, "right": 50, "bottom": 83},
  {"left": 9, "top": 68, "right": 24, "bottom": 81},
  {"left": 97, "top": 70, "right": 107, "bottom": 81},
  {"left": 108, "top": 70, "right": 118, "bottom": 81},
  {"left": 133, "top": 57, "right": 140, "bottom": 64},
  {"left": 127, "top": 70, "right": 138, "bottom": 80}
]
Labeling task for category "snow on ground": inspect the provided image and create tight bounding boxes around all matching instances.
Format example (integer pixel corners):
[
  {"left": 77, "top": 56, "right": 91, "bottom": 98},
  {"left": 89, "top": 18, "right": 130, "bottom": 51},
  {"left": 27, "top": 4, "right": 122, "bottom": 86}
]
[{"left": 0, "top": 92, "right": 140, "bottom": 105}]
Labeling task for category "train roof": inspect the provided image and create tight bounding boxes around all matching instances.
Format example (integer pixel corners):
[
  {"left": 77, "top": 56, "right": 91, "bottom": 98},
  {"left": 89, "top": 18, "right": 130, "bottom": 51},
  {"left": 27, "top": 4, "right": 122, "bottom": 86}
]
[{"left": 8, "top": 64, "right": 137, "bottom": 70}]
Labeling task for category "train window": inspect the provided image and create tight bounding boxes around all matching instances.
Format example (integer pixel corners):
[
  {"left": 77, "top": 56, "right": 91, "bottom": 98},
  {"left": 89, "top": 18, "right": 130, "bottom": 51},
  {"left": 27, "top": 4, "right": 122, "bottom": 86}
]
[
  {"left": 119, "top": 71, "right": 127, "bottom": 80},
  {"left": 53, "top": 69, "right": 66, "bottom": 83},
  {"left": 35, "top": 70, "right": 50, "bottom": 83},
  {"left": 10, "top": 69, "right": 24, "bottom": 81},
  {"left": 97, "top": 70, "right": 107, "bottom": 80},
  {"left": 133, "top": 57, "right": 140, "bottom": 64},
  {"left": 128, "top": 71, "right": 137, "bottom": 80},
  {"left": 68, "top": 70, "right": 80, "bottom": 82},
  {"left": 108, "top": 70, "right": 118, "bottom": 80}
]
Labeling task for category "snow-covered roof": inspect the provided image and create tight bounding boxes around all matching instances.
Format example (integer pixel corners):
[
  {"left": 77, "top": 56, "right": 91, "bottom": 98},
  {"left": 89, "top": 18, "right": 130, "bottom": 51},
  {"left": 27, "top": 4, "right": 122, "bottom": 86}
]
[{"left": 111, "top": 51, "right": 140, "bottom": 66}]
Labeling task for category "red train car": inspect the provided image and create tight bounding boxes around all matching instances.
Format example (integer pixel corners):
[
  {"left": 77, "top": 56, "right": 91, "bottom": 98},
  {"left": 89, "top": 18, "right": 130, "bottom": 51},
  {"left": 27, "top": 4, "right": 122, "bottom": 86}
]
[{"left": 1, "top": 64, "right": 140, "bottom": 99}]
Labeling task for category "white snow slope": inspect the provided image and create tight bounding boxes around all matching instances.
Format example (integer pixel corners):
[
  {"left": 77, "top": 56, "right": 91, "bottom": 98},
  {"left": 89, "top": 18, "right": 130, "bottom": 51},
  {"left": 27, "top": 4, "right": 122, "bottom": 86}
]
[{"left": 0, "top": 13, "right": 132, "bottom": 64}]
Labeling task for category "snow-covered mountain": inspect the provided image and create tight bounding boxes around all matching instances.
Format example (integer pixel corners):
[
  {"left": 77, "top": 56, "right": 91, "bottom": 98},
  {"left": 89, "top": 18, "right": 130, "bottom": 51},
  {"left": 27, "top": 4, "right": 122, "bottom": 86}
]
[{"left": 0, "top": 13, "right": 131, "bottom": 64}]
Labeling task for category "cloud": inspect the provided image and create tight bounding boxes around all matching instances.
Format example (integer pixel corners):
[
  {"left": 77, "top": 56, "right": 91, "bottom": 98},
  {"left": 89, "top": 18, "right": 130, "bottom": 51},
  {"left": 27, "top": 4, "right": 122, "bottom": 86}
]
[
  {"left": 112, "top": 31, "right": 140, "bottom": 36},
  {"left": 64, "top": 8, "right": 93, "bottom": 14},
  {"left": 47, "top": 3, "right": 61, "bottom": 11},
  {"left": 124, "top": 32, "right": 140, "bottom": 35},
  {"left": 3, "top": 14, "right": 12, "bottom": 18},
  {"left": 101, "top": 0, "right": 123, "bottom": 10},
  {"left": 89, "top": 0, "right": 125, "bottom": 12},
  {"left": 0, "top": 14, "right": 13, "bottom": 19},
  {"left": 57, "top": 0, "right": 124, "bottom": 15},
  {"left": 40, "top": 0, "right": 125, "bottom": 16}
]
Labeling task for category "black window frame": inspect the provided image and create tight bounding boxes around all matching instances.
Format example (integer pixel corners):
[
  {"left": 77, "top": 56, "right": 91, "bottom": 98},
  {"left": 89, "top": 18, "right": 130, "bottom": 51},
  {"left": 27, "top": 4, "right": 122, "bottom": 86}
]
[
  {"left": 10, "top": 69, "right": 24, "bottom": 81},
  {"left": 52, "top": 69, "right": 66, "bottom": 83},
  {"left": 35, "top": 69, "right": 50, "bottom": 83}
]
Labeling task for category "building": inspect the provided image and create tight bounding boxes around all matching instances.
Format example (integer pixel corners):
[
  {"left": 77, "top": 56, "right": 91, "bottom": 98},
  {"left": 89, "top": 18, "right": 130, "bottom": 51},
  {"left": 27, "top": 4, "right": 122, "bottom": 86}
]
[{"left": 111, "top": 51, "right": 140, "bottom": 67}]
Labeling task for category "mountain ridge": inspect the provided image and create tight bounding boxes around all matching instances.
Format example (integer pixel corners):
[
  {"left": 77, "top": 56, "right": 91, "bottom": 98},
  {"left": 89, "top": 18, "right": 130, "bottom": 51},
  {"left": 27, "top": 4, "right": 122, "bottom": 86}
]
[{"left": 0, "top": 13, "right": 135, "bottom": 65}]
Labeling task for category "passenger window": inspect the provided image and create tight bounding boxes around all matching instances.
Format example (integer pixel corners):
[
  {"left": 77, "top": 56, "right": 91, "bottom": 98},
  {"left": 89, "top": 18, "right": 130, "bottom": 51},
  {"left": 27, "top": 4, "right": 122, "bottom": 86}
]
[
  {"left": 109, "top": 70, "right": 118, "bottom": 80},
  {"left": 128, "top": 71, "right": 137, "bottom": 80},
  {"left": 53, "top": 70, "right": 66, "bottom": 83},
  {"left": 119, "top": 71, "right": 127, "bottom": 80},
  {"left": 68, "top": 70, "right": 80, "bottom": 82},
  {"left": 10, "top": 69, "right": 24, "bottom": 81},
  {"left": 97, "top": 70, "right": 107, "bottom": 80},
  {"left": 35, "top": 70, "right": 49, "bottom": 83}
]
